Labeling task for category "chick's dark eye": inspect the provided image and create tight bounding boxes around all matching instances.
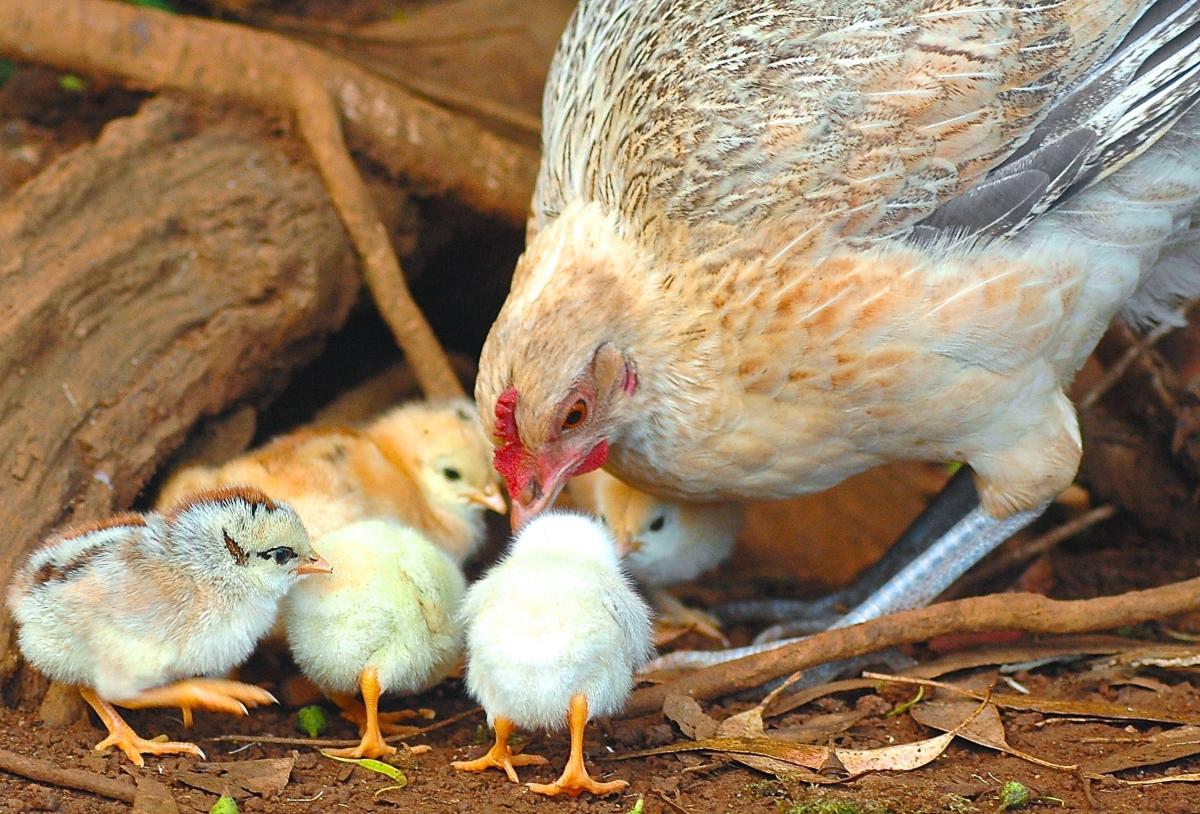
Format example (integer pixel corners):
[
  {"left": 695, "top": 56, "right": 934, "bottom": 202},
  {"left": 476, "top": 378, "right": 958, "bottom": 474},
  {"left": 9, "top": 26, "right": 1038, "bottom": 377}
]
[
  {"left": 649, "top": 515, "right": 666, "bottom": 532},
  {"left": 561, "top": 399, "right": 588, "bottom": 431},
  {"left": 443, "top": 467, "right": 462, "bottom": 481},
  {"left": 258, "top": 546, "right": 297, "bottom": 566}
]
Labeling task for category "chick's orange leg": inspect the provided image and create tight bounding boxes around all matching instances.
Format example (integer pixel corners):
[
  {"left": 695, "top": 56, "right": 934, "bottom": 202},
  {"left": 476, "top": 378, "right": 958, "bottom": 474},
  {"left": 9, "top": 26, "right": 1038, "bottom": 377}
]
[
  {"left": 527, "top": 694, "right": 627, "bottom": 797},
  {"left": 117, "top": 678, "right": 277, "bottom": 717},
  {"left": 79, "top": 687, "right": 204, "bottom": 767},
  {"left": 325, "top": 667, "right": 396, "bottom": 759},
  {"left": 451, "top": 717, "right": 548, "bottom": 783},
  {"left": 330, "top": 692, "right": 430, "bottom": 737}
]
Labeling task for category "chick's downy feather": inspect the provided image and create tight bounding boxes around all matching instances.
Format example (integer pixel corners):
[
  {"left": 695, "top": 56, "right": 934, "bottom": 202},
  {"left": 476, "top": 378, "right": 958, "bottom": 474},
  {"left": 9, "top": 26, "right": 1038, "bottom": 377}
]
[
  {"left": 461, "top": 512, "right": 653, "bottom": 730},
  {"left": 283, "top": 519, "right": 465, "bottom": 696}
]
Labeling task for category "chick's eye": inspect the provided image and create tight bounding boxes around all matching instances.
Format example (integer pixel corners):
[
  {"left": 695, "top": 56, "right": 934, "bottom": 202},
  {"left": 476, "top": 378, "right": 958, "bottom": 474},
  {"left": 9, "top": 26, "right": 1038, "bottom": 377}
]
[
  {"left": 258, "top": 547, "right": 296, "bottom": 566},
  {"left": 443, "top": 467, "right": 462, "bottom": 481},
  {"left": 561, "top": 399, "right": 588, "bottom": 431},
  {"left": 649, "top": 515, "right": 666, "bottom": 532}
]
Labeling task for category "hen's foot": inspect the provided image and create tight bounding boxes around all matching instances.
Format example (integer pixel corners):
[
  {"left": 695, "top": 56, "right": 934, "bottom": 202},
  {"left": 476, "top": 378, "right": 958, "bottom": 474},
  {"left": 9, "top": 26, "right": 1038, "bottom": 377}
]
[
  {"left": 451, "top": 717, "right": 547, "bottom": 783},
  {"left": 79, "top": 687, "right": 204, "bottom": 768},
  {"left": 652, "top": 589, "right": 728, "bottom": 646}
]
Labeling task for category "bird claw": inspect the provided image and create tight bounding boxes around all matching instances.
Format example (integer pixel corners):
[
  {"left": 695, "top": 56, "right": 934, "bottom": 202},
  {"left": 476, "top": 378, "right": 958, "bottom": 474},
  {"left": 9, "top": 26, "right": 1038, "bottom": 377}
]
[
  {"left": 654, "top": 605, "right": 729, "bottom": 646},
  {"left": 121, "top": 678, "right": 277, "bottom": 717},
  {"left": 452, "top": 746, "right": 549, "bottom": 784},
  {"left": 325, "top": 735, "right": 397, "bottom": 760},
  {"left": 94, "top": 728, "right": 205, "bottom": 767},
  {"left": 526, "top": 774, "right": 628, "bottom": 797}
]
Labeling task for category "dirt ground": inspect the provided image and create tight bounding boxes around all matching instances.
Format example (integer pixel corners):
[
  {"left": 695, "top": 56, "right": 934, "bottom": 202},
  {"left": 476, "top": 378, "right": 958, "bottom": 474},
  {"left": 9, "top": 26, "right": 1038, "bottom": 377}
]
[{"left": 4, "top": 5, "right": 1200, "bottom": 814}]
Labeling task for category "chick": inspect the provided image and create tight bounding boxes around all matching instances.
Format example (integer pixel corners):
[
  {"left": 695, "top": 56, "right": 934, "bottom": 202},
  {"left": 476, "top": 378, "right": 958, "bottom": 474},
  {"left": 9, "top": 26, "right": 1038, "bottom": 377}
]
[
  {"left": 568, "top": 470, "right": 741, "bottom": 644},
  {"left": 283, "top": 519, "right": 465, "bottom": 758},
  {"left": 6, "top": 488, "right": 330, "bottom": 766},
  {"left": 157, "top": 398, "right": 505, "bottom": 563},
  {"left": 453, "top": 512, "right": 653, "bottom": 796}
]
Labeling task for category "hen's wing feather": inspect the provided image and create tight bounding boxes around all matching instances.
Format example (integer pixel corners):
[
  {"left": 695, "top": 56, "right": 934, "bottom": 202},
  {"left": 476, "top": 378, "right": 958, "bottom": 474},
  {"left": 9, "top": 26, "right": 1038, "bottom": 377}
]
[{"left": 535, "top": 0, "right": 1159, "bottom": 263}]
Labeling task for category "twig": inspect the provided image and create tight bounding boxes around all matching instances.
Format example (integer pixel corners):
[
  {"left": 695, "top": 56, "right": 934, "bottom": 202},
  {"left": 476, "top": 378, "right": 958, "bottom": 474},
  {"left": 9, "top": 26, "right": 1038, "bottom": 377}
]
[
  {"left": 947, "top": 504, "right": 1117, "bottom": 598},
  {"left": 1078, "top": 321, "right": 1177, "bottom": 410},
  {"left": 0, "top": 747, "right": 136, "bottom": 803},
  {"left": 210, "top": 705, "right": 483, "bottom": 747},
  {"left": 623, "top": 575, "right": 1200, "bottom": 717},
  {"left": 0, "top": 0, "right": 542, "bottom": 398}
]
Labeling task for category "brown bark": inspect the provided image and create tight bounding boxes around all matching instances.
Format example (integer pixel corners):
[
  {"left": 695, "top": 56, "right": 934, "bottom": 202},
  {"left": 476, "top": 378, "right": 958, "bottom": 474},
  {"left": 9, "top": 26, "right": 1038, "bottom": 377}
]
[{"left": 0, "top": 97, "right": 358, "bottom": 683}]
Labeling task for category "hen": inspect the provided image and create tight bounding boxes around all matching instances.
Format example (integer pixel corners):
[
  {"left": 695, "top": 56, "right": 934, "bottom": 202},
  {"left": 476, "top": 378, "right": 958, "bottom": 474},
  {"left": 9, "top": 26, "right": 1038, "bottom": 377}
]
[{"left": 476, "top": 0, "right": 1200, "bottom": 649}]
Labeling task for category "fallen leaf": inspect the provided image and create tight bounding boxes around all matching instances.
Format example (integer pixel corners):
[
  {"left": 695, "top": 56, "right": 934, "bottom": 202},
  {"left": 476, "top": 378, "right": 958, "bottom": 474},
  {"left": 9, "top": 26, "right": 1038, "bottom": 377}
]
[
  {"left": 715, "top": 707, "right": 764, "bottom": 738},
  {"left": 662, "top": 694, "right": 718, "bottom": 740},
  {"left": 910, "top": 698, "right": 1076, "bottom": 770},
  {"left": 132, "top": 776, "right": 179, "bottom": 814},
  {"left": 177, "top": 756, "right": 295, "bottom": 800},
  {"left": 865, "top": 672, "right": 1200, "bottom": 726},
  {"left": 1109, "top": 772, "right": 1200, "bottom": 786},
  {"left": 1079, "top": 725, "right": 1200, "bottom": 777},
  {"left": 320, "top": 752, "right": 408, "bottom": 786}
]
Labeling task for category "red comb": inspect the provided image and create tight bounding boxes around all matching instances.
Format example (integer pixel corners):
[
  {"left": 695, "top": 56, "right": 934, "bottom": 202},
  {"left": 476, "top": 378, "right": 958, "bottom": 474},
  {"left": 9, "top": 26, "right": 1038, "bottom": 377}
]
[
  {"left": 493, "top": 388, "right": 528, "bottom": 492},
  {"left": 495, "top": 387, "right": 520, "bottom": 443}
]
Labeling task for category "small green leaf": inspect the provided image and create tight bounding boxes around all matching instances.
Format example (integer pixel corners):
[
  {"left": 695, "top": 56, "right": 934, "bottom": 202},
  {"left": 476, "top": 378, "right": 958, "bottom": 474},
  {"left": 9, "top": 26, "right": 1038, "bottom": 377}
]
[
  {"left": 209, "top": 795, "right": 238, "bottom": 814},
  {"left": 296, "top": 705, "right": 328, "bottom": 738},
  {"left": 944, "top": 461, "right": 963, "bottom": 475},
  {"left": 59, "top": 74, "right": 87, "bottom": 93},
  {"left": 626, "top": 798, "right": 645, "bottom": 814},
  {"left": 0, "top": 60, "right": 14, "bottom": 86},
  {"left": 128, "top": 0, "right": 177, "bottom": 10},
  {"left": 997, "top": 780, "right": 1031, "bottom": 810},
  {"left": 320, "top": 751, "right": 407, "bottom": 786}
]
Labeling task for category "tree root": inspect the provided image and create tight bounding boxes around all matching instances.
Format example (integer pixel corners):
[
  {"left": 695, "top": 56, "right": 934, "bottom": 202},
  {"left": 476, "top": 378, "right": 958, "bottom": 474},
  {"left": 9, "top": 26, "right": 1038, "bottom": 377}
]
[
  {"left": 624, "top": 575, "right": 1200, "bottom": 717},
  {"left": 0, "top": 747, "right": 136, "bottom": 803},
  {"left": 0, "top": 0, "right": 541, "bottom": 398}
]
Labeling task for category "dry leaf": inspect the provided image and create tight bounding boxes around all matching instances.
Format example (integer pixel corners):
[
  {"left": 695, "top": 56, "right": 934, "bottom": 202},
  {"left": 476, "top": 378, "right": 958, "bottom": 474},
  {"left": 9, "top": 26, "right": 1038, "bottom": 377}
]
[
  {"left": 1110, "top": 772, "right": 1200, "bottom": 785},
  {"left": 910, "top": 698, "right": 1076, "bottom": 770},
  {"left": 716, "top": 707, "right": 764, "bottom": 738},
  {"left": 865, "top": 672, "right": 1200, "bottom": 726},
  {"left": 1080, "top": 725, "right": 1200, "bottom": 777},
  {"left": 662, "top": 694, "right": 718, "bottom": 740},
  {"left": 177, "top": 755, "right": 295, "bottom": 800}
]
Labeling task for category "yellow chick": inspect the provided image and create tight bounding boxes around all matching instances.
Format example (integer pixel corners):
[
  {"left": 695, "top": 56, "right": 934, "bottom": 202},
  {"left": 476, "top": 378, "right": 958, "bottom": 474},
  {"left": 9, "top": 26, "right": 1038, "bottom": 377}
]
[
  {"left": 568, "top": 470, "right": 741, "bottom": 643},
  {"left": 157, "top": 398, "right": 506, "bottom": 563},
  {"left": 283, "top": 519, "right": 465, "bottom": 758}
]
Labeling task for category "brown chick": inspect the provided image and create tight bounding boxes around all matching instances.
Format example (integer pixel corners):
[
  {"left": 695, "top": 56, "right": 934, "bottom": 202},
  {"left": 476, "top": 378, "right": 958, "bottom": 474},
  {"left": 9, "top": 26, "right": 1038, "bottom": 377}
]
[
  {"left": 158, "top": 398, "right": 505, "bottom": 563},
  {"left": 475, "top": 0, "right": 1200, "bottom": 647}
]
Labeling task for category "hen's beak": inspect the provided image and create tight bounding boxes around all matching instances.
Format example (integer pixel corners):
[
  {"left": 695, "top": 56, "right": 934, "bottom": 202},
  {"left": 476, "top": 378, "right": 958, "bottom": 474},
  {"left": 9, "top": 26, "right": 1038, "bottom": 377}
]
[
  {"left": 466, "top": 484, "right": 509, "bottom": 515},
  {"left": 296, "top": 553, "right": 333, "bottom": 575},
  {"left": 510, "top": 476, "right": 563, "bottom": 532}
]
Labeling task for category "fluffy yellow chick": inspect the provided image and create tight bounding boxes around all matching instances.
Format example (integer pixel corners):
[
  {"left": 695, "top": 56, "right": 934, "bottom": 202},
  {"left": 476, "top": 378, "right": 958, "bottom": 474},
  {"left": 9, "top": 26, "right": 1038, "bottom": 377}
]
[
  {"left": 568, "top": 470, "right": 741, "bottom": 643},
  {"left": 453, "top": 512, "right": 653, "bottom": 796},
  {"left": 157, "top": 398, "right": 505, "bottom": 563},
  {"left": 284, "top": 519, "right": 465, "bottom": 758}
]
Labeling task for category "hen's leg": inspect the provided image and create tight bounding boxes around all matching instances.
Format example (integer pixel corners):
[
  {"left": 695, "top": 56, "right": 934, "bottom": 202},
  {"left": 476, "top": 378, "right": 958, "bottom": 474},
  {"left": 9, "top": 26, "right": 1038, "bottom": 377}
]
[
  {"left": 326, "top": 667, "right": 396, "bottom": 759},
  {"left": 715, "top": 466, "right": 978, "bottom": 636},
  {"left": 451, "top": 716, "right": 548, "bottom": 782},
  {"left": 80, "top": 687, "right": 204, "bottom": 767},
  {"left": 526, "top": 694, "right": 627, "bottom": 797},
  {"left": 643, "top": 475, "right": 1047, "bottom": 673}
]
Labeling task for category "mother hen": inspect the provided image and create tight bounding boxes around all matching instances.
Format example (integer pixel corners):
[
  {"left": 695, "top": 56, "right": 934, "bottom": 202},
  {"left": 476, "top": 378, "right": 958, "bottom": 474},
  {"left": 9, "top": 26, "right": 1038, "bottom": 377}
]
[{"left": 476, "top": 0, "right": 1200, "bottom": 646}]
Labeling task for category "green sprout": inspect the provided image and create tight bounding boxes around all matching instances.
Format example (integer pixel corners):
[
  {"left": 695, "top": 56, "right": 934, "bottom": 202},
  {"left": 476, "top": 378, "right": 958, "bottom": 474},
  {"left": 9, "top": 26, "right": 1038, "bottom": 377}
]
[{"left": 296, "top": 705, "right": 328, "bottom": 738}]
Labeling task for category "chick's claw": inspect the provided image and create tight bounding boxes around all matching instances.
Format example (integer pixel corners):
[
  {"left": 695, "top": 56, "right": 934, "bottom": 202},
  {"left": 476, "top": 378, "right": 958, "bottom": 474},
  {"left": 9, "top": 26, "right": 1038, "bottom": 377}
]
[
  {"left": 526, "top": 775, "right": 628, "bottom": 798},
  {"left": 80, "top": 688, "right": 205, "bottom": 767},
  {"left": 120, "top": 678, "right": 277, "bottom": 716},
  {"left": 451, "top": 717, "right": 548, "bottom": 783}
]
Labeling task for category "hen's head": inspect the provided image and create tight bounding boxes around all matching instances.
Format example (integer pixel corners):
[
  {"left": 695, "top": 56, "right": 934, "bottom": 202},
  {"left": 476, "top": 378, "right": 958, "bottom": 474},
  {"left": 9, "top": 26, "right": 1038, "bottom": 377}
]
[{"left": 476, "top": 203, "right": 646, "bottom": 529}]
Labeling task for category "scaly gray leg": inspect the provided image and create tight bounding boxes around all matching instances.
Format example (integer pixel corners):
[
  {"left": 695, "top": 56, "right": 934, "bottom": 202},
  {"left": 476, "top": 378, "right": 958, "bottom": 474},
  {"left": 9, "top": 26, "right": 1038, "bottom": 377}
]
[
  {"left": 641, "top": 490, "right": 1047, "bottom": 674},
  {"left": 715, "top": 466, "right": 979, "bottom": 637}
]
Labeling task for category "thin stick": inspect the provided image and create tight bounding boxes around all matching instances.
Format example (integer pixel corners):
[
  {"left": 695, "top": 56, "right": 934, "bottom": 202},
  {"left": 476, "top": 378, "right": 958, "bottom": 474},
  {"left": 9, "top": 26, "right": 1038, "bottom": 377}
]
[
  {"left": 1078, "top": 321, "right": 1176, "bottom": 410},
  {"left": 623, "top": 575, "right": 1200, "bottom": 717},
  {"left": 0, "top": 748, "right": 136, "bottom": 803},
  {"left": 209, "top": 706, "right": 483, "bottom": 747}
]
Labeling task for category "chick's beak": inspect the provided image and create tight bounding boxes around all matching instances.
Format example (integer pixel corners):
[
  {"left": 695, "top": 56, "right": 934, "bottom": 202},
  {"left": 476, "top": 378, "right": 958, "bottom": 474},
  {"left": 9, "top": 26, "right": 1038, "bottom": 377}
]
[
  {"left": 615, "top": 536, "right": 642, "bottom": 557},
  {"left": 466, "top": 484, "right": 509, "bottom": 515},
  {"left": 295, "top": 553, "right": 333, "bottom": 575}
]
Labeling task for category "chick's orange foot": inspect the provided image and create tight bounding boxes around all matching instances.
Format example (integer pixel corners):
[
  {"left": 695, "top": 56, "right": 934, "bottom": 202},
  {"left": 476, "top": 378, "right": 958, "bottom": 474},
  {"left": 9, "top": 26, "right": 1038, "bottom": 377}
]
[
  {"left": 331, "top": 693, "right": 428, "bottom": 737},
  {"left": 80, "top": 688, "right": 204, "bottom": 767},
  {"left": 119, "top": 678, "right": 277, "bottom": 716},
  {"left": 451, "top": 717, "right": 548, "bottom": 783}
]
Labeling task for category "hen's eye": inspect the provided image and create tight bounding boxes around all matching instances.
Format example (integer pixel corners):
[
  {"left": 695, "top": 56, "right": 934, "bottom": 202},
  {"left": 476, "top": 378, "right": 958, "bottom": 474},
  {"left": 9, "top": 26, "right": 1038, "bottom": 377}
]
[
  {"left": 649, "top": 515, "right": 666, "bottom": 532},
  {"left": 561, "top": 399, "right": 588, "bottom": 431},
  {"left": 258, "top": 547, "right": 297, "bottom": 566},
  {"left": 443, "top": 467, "right": 462, "bottom": 481}
]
